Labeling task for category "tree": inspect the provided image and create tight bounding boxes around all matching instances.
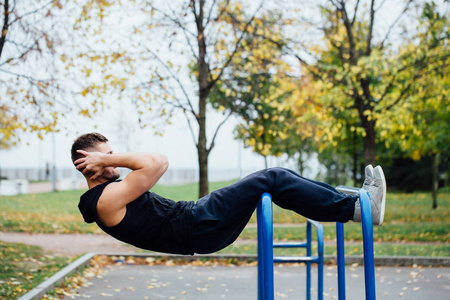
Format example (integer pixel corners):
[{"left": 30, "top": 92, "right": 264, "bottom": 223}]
[
  {"left": 284, "top": 0, "right": 449, "bottom": 169},
  {"left": 0, "top": 105, "right": 19, "bottom": 179},
  {"left": 377, "top": 2, "right": 449, "bottom": 207},
  {"left": 376, "top": 1, "right": 449, "bottom": 207},
  {"left": 209, "top": 11, "right": 296, "bottom": 168},
  {"left": 0, "top": 0, "right": 72, "bottom": 139},
  {"left": 73, "top": 0, "right": 271, "bottom": 197}
]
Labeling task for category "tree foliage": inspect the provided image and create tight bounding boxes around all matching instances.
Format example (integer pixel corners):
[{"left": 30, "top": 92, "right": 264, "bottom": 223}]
[
  {"left": 73, "top": 0, "right": 280, "bottom": 197},
  {"left": 285, "top": 0, "right": 449, "bottom": 185},
  {"left": 0, "top": 0, "right": 72, "bottom": 141},
  {"left": 209, "top": 10, "right": 298, "bottom": 168}
]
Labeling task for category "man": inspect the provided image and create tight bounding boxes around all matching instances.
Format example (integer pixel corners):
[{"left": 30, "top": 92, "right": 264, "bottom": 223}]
[{"left": 72, "top": 132, "right": 386, "bottom": 255}]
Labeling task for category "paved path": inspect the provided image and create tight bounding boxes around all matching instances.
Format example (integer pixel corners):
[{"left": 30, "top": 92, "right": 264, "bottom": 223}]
[
  {"left": 3, "top": 232, "right": 449, "bottom": 299},
  {"left": 0, "top": 232, "right": 139, "bottom": 256},
  {"left": 68, "top": 263, "right": 450, "bottom": 300}
]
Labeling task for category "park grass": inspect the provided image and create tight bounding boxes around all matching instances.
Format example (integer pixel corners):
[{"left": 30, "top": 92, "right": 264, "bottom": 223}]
[
  {"left": 0, "top": 180, "right": 449, "bottom": 243},
  {"left": 0, "top": 241, "right": 73, "bottom": 299}
]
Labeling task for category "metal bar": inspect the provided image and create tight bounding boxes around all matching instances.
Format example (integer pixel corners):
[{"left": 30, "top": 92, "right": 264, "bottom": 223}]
[
  {"left": 336, "top": 222, "right": 346, "bottom": 300},
  {"left": 257, "top": 194, "right": 325, "bottom": 300},
  {"left": 257, "top": 193, "right": 274, "bottom": 300},
  {"left": 257, "top": 197, "right": 264, "bottom": 300},
  {"left": 316, "top": 220, "right": 324, "bottom": 300},
  {"left": 359, "top": 189, "right": 376, "bottom": 300},
  {"left": 306, "top": 221, "right": 312, "bottom": 300},
  {"left": 273, "top": 242, "right": 308, "bottom": 248},
  {"left": 274, "top": 256, "right": 319, "bottom": 263},
  {"left": 336, "top": 185, "right": 360, "bottom": 196}
]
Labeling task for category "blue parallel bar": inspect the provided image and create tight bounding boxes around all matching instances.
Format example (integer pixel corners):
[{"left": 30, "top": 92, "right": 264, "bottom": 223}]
[
  {"left": 336, "top": 187, "right": 377, "bottom": 300},
  {"left": 257, "top": 199, "right": 263, "bottom": 300},
  {"left": 315, "top": 220, "right": 324, "bottom": 300},
  {"left": 359, "top": 189, "right": 376, "bottom": 300},
  {"left": 257, "top": 193, "right": 274, "bottom": 300},
  {"left": 336, "top": 222, "right": 346, "bottom": 300},
  {"left": 306, "top": 221, "right": 311, "bottom": 300},
  {"left": 257, "top": 194, "right": 324, "bottom": 300}
]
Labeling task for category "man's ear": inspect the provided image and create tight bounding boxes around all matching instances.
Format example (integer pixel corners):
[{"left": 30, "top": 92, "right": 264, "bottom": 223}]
[{"left": 75, "top": 164, "right": 85, "bottom": 174}]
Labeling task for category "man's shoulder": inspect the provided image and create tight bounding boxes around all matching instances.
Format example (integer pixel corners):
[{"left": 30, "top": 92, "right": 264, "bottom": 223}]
[{"left": 82, "top": 180, "right": 117, "bottom": 199}]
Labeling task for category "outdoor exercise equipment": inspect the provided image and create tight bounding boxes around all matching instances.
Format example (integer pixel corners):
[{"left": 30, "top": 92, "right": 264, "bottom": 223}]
[{"left": 257, "top": 187, "right": 376, "bottom": 300}]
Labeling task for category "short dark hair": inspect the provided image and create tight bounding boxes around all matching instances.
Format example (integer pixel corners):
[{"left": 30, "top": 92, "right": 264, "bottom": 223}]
[{"left": 71, "top": 132, "right": 108, "bottom": 163}]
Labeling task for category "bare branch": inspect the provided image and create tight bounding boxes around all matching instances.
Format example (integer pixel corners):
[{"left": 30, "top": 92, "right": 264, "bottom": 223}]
[
  {"left": 183, "top": 111, "right": 199, "bottom": 148},
  {"left": 207, "top": 110, "right": 233, "bottom": 153},
  {"left": 337, "top": 0, "right": 358, "bottom": 64},
  {"left": 7, "top": 0, "right": 54, "bottom": 27},
  {"left": 365, "top": 0, "right": 375, "bottom": 55},
  {"left": 351, "top": 0, "right": 361, "bottom": 26},
  {"left": 205, "top": 0, "right": 218, "bottom": 27},
  {"left": 150, "top": 4, "right": 197, "bottom": 38},
  {"left": 0, "top": 0, "right": 9, "bottom": 58},
  {"left": 207, "top": 0, "right": 266, "bottom": 90},
  {"left": 0, "top": 66, "right": 51, "bottom": 82},
  {"left": 148, "top": 49, "right": 197, "bottom": 118},
  {"left": 162, "top": 3, "right": 199, "bottom": 60},
  {"left": 380, "top": 0, "right": 414, "bottom": 50}
]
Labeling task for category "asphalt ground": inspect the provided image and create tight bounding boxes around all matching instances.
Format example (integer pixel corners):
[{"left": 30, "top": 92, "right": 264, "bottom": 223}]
[{"left": 67, "top": 263, "right": 450, "bottom": 300}]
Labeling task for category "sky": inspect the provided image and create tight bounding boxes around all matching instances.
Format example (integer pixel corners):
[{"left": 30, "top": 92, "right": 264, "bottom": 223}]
[{"left": 0, "top": 105, "right": 300, "bottom": 175}]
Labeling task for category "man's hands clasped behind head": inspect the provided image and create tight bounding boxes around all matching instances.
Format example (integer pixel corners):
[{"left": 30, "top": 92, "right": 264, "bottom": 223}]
[{"left": 74, "top": 150, "right": 107, "bottom": 180}]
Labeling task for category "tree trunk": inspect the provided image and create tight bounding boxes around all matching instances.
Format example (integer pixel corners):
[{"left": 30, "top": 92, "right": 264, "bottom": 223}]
[
  {"left": 363, "top": 120, "right": 377, "bottom": 167},
  {"left": 352, "top": 129, "right": 358, "bottom": 186},
  {"left": 297, "top": 152, "right": 304, "bottom": 175},
  {"left": 195, "top": 0, "right": 210, "bottom": 198},
  {"left": 197, "top": 94, "right": 210, "bottom": 197},
  {"left": 431, "top": 152, "right": 440, "bottom": 209}
]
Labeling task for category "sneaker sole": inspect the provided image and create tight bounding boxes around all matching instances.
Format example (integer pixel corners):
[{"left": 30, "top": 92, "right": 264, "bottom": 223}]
[
  {"left": 365, "top": 164, "right": 374, "bottom": 178},
  {"left": 374, "top": 165, "right": 386, "bottom": 225}
]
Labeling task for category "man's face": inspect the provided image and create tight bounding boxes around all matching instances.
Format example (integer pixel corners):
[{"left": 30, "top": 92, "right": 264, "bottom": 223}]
[{"left": 93, "top": 142, "right": 121, "bottom": 181}]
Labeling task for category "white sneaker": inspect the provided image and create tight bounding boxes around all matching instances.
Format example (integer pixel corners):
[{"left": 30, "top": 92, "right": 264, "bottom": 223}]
[
  {"left": 353, "top": 165, "right": 387, "bottom": 225},
  {"left": 373, "top": 165, "right": 387, "bottom": 225}
]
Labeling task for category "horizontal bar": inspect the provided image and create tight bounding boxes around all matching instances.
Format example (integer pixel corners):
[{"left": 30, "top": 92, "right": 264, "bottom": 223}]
[
  {"left": 336, "top": 185, "right": 360, "bottom": 196},
  {"left": 306, "top": 218, "right": 323, "bottom": 229},
  {"left": 273, "top": 242, "right": 308, "bottom": 248},
  {"left": 274, "top": 256, "right": 319, "bottom": 263}
]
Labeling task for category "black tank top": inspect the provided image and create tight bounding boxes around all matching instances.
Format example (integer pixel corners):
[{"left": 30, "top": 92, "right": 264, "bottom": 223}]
[{"left": 78, "top": 181, "right": 196, "bottom": 255}]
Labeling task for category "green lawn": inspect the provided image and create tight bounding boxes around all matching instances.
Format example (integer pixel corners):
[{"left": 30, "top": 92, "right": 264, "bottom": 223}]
[{"left": 0, "top": 241, "right": 73, "bottom": 299}]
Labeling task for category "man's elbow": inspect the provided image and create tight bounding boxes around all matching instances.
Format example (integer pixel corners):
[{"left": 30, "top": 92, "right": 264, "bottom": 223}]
[{"left": 160, "top": 154, "right": 169, "bottom": 173}]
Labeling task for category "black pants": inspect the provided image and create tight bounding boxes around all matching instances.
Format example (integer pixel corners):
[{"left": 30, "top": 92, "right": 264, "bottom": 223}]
[{"left": 191, "top": 167, "right": 357, "bottom": 254}]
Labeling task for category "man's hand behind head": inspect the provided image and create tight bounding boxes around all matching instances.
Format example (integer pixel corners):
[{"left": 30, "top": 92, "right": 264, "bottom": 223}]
[{"left": 74, "top": 150, "right": 107, "bottom": 180}]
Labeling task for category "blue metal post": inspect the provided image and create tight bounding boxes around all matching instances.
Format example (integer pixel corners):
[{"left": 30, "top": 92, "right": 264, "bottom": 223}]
[
  {"left": 316, "top": 223, "right": 324, "bottom": 300},
  {"left": 306, "top": 222, "right": 312, "bottom": 300},
  {"left": 336, "top": 222, "right": 346, "bottom": 300},
  {"left": 257, "top": 193, "right": 274, "bottom": 300},
  {"left": 257, "top": 199, "right": 264, "bottom": 300},
  {"left": 359, "top": 190, "right": 376, "bottom": 300}
]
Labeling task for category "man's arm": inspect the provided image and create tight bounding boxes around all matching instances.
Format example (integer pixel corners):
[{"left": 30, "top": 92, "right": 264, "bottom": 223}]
[{"left": 75, "top": 151, "right": 168, "bottom": 226}]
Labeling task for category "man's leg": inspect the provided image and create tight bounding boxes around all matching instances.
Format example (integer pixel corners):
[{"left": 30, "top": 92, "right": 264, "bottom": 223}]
[{"left": 191, "top": 168, "right": 356, "bottom": 254}]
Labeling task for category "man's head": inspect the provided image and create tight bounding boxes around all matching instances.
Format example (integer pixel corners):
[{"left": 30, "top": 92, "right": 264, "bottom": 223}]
[
  {"left": 71, "top": 133, "right": 120, "bottom": 181},
  {"left": 71, "top": 132, "right": 109, "bottom": 163}
]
